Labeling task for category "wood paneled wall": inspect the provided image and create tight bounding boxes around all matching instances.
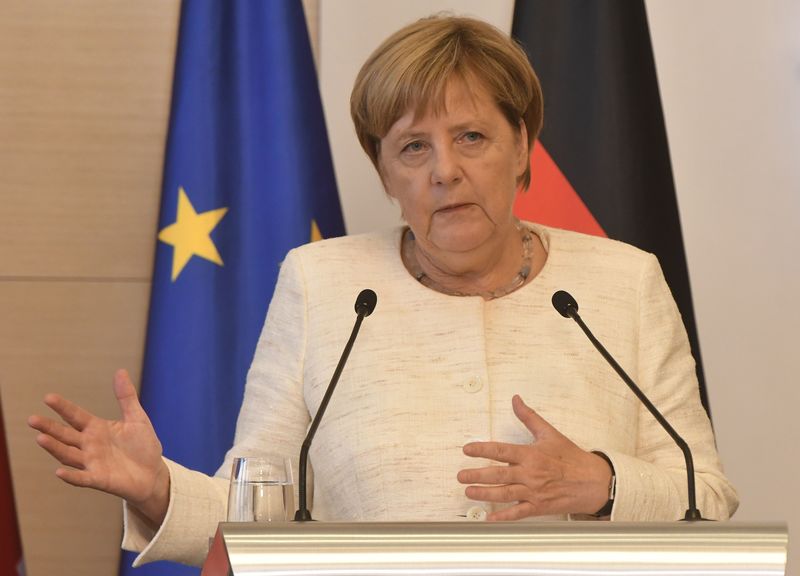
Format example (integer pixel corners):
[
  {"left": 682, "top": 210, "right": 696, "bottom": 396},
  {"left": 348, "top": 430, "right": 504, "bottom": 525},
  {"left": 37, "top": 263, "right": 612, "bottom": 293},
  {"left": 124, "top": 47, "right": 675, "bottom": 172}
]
[{"left": 0, "top": 1, "right": 180, "bottom": 574}]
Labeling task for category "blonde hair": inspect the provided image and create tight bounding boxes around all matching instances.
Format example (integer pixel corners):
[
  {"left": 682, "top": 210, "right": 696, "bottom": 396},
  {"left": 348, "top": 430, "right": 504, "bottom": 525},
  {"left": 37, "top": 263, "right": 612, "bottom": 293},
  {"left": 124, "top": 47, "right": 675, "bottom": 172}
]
[{"left": 350, "top": 15, "right": 544, "bottom": 190}]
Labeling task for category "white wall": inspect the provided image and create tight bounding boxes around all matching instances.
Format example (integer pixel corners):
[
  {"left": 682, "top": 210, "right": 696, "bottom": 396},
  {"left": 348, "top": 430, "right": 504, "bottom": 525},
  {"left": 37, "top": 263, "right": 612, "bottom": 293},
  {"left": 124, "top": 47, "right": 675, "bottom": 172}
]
[
  {"left": 647, "top": 0, "right": 800, "bottom": 569},
  {"left": 319, "top": 0, "right": 800, "bottom": 570}
]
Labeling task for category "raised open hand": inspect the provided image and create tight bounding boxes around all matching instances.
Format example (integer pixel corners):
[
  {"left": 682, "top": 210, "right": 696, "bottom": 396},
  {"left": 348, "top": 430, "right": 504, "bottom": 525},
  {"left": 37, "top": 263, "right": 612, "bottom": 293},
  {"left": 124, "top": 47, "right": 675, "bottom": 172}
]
[
  {"left": 28, "top": 369, "right": 170, "bottom": 526},
  {"left": 457, "top": 394, "right": 612, "bottom": 520}
]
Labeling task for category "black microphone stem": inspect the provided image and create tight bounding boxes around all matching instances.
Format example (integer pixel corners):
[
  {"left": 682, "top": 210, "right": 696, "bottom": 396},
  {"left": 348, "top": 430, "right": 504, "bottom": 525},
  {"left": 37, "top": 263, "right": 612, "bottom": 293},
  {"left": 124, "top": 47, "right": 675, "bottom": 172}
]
[
  {"left": 295, "top": 308, "right": 369, "bottom": 522},
  {"left": 565, "top": 308, "right": 703, "bottom": 521}
]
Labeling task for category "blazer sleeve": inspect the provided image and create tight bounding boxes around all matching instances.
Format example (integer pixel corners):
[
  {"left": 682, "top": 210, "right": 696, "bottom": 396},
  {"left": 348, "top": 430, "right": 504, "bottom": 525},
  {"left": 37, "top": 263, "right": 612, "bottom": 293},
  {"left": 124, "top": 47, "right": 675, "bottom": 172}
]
[
  {"left": 121, "top": 248, "right": 312, "bottom": 567},
  {"left": 599, "top": 254, "right": 739, "bottom": 521},
  {"left": 122, "top": 458, "right": 228, "bottom": 567}
]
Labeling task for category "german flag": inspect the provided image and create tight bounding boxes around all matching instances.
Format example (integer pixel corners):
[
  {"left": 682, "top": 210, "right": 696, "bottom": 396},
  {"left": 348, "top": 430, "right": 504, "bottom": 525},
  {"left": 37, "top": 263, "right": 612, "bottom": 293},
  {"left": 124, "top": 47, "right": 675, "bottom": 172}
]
[{"left": 512, "top": 1, "right": 710, "bottom": 413}]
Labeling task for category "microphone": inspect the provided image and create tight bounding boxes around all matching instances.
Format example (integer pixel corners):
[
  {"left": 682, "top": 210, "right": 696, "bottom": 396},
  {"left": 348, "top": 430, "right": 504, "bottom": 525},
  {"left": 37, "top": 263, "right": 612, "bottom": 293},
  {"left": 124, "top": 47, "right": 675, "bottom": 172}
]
[
  {"left": 551, "top": 290, "right": 705, "bottom": 521},
  {"left": 294, "top": 289, "right": 377, "bottom": 521}
]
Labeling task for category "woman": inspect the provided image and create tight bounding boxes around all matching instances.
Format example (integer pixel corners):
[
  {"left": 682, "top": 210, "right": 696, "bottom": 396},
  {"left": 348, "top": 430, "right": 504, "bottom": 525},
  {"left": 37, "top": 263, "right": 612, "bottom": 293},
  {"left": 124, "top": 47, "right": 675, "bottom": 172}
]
[{"left": 29, "top": 15, "right": 738, "bottom": 567}]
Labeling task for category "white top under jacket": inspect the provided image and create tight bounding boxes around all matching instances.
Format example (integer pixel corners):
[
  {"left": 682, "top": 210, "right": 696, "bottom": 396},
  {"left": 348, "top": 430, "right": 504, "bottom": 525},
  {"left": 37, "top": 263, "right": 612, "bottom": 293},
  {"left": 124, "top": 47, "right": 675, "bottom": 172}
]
[{"left": 122, "top": 223, "right": 739, "bottom": 567}]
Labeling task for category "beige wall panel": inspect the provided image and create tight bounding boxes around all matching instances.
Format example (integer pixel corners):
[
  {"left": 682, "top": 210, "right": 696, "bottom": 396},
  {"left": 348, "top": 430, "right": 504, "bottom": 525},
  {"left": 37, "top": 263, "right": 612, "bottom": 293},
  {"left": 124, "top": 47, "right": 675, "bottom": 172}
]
[
  {"left": 0, "top": 1, "right": 180, "bottom": 279},
  {"left": 0, "top": 279, "right": 151, "bottom": 576}
]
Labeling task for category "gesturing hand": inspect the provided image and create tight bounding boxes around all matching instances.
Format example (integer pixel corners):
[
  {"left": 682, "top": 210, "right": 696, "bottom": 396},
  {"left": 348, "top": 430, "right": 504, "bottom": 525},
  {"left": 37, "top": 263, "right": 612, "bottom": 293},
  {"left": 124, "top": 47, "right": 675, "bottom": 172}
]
[
  {"left": 28, "top": 369, "right": 170, "bottom": 526},
  {"left": 457, "top": 395, "right": 612, "bottom": 521}
]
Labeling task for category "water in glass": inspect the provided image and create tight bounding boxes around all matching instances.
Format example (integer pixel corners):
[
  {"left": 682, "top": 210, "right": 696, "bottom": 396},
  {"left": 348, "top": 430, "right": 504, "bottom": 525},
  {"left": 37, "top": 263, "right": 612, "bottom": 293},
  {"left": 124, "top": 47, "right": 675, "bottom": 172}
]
[{"left": 227, "top": 456, "right": 294, "bottom": 522}]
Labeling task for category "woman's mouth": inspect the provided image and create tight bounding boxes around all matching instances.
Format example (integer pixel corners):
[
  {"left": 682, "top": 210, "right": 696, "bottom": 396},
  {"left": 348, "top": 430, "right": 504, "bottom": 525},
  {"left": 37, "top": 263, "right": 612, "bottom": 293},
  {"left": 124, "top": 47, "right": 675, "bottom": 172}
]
[{"left": 436, "top": 203, "right": 474, "bottom": 215}]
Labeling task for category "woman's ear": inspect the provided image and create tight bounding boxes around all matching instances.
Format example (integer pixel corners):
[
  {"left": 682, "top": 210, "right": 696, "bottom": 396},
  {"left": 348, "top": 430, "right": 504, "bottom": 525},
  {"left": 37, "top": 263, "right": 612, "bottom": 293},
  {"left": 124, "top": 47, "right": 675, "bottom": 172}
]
[{"left": 516, "top": 120, "right": 529, "bottom": 177}]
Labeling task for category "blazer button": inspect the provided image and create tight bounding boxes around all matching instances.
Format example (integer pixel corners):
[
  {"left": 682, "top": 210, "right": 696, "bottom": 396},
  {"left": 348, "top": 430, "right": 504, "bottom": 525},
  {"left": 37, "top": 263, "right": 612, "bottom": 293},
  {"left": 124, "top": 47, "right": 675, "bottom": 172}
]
[
  {"left": 464, "top": 377, "right": 483, "bottom": 393},
  {"left": 466, "top": 505, "right": 487, "bottom": 521}
]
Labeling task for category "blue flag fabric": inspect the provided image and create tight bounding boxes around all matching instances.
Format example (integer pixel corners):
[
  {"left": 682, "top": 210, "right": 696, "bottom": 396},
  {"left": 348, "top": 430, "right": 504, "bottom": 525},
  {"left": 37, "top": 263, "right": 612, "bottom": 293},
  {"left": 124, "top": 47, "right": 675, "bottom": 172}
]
[{"left": 120, "top": 1, "right": 344, "bottom": 574}]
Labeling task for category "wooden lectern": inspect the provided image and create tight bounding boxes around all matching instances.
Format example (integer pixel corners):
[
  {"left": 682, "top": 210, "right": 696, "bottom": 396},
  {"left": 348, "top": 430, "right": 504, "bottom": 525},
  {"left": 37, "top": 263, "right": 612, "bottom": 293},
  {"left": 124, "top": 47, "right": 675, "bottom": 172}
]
[{"left": 201, "top": 521, "right": 788, "bottom": 575}]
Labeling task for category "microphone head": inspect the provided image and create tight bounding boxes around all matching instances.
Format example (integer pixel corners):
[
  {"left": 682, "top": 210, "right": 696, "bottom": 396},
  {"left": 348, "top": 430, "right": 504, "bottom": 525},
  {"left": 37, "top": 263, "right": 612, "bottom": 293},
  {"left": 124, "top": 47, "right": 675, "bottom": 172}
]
[
  {"left": 354, "top": 289, "right": 378, "bottom": 317},
  {"left": 552, "top": 290, "right": 579, "bottom": 318}
]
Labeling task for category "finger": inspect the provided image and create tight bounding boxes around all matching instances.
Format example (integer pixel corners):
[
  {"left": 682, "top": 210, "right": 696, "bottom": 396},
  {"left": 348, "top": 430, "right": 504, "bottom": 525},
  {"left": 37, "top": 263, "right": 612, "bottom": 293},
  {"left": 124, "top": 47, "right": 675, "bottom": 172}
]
[
  {"left": 43, "top": 394, "right": 94, "bottom": 432},
  {"left": 55, "top": 467, "right": 99, "bottom": 489},
  {"left": 28, "top": 415, "right": 82, "bottom": 448},
  {"left": 487, "top": 502, "right": 536, "bottom": 522},
  {"left": 36, "top": 433, "right": 85, "bottom": 469},
  {"left": 457, "top": 464, "right": 520, "bottom": 485},
  {"left": 113, "top": 369, "right": 146, "bottom": 423},
  {"left": 511, "top": 395, "right": 553, "bottom": 439},
  {"left": 464, "top": 483, "right": 528, "bottom": 503},
  {"left": 463, "top": 441, "right": 526, "bottom": 464}
]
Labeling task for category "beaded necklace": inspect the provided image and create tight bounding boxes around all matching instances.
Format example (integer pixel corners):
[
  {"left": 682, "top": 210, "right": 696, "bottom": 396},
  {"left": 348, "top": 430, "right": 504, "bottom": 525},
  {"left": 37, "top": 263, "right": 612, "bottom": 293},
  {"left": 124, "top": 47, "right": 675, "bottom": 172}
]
[{"left": 402, "top": 222, "right": 533, "bottom": 299}]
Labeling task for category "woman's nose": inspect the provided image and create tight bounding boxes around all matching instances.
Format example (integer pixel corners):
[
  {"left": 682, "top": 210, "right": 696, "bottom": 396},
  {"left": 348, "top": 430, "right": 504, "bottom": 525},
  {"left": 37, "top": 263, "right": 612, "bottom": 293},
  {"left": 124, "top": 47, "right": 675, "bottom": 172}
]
[{"left": 430, "top": 146, "right": 462, "bottom": 185}]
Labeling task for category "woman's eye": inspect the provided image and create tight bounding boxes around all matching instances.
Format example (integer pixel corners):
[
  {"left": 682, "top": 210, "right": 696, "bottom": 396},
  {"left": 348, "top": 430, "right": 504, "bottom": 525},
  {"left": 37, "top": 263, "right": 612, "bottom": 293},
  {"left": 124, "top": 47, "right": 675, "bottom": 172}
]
[
  {"left": 402, "top": 141, "right": 426, "bottom": 154},
  {"left": 463, "top": 131, "right": 483, "bottom": 143}
]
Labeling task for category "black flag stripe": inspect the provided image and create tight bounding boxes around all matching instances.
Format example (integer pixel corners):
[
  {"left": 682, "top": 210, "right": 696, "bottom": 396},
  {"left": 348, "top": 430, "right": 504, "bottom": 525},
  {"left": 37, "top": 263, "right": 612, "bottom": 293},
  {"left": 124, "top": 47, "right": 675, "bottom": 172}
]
[{"left": 512, "top": 0, "right": 710, "bottom": 415}]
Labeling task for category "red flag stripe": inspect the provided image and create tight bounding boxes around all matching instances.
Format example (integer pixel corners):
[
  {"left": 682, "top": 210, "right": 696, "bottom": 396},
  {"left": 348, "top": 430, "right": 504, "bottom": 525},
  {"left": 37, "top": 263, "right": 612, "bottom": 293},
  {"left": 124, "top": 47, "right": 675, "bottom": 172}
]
[{"left": 514, "top": 141, "right": 606, "bottom": 238}]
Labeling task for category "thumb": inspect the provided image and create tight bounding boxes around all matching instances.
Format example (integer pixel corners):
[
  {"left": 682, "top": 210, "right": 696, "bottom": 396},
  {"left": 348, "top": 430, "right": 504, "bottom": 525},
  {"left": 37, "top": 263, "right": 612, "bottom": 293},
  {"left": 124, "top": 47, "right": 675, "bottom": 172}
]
[
  {"left": 511, "top": 394, "right": 553, "bottom": 439},
  {"left": 113, "top": 369, "right": 147, "bottom": 423}
]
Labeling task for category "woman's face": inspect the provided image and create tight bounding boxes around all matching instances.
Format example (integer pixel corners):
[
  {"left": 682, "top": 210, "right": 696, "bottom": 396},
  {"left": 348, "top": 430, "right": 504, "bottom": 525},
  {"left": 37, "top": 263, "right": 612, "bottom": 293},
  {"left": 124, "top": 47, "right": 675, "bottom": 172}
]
[{"left": 378, "top": 78, "right": 528, "bottom": 256}]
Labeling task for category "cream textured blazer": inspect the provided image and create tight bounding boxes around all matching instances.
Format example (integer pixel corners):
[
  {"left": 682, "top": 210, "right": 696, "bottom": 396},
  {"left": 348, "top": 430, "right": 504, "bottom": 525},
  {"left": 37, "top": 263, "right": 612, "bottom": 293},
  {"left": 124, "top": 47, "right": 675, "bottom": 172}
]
[{"left": 123, "top": 223, "right": 738, "bottom": 567}]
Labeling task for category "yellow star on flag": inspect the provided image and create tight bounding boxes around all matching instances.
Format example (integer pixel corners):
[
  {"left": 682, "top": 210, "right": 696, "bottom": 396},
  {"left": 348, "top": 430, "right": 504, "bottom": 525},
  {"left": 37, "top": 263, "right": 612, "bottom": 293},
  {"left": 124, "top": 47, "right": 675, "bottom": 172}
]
[
  {"left": 157, "top": 187, "right": 228, "bottom": 281},
  {"left": 310, "top": 219, "right": 323, "bottom": 242}
]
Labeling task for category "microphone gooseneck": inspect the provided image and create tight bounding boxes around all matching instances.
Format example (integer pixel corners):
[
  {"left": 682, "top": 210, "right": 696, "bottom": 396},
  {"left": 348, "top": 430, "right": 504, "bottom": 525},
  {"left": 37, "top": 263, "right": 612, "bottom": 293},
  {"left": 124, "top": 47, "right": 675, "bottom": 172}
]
[
  {"left": 550, "top": 290, "right": 705, "bottom": 522},
  {"left": 295, "top": 289, "right": 377, "bottom": 521}
]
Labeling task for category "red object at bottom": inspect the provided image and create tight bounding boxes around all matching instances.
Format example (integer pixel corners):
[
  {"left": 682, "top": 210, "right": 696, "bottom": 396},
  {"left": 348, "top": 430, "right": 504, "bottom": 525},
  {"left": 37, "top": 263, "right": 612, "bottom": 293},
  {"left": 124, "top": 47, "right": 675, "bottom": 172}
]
[{"left": 0, "top": 402, "right": 24, "bottom": 575}]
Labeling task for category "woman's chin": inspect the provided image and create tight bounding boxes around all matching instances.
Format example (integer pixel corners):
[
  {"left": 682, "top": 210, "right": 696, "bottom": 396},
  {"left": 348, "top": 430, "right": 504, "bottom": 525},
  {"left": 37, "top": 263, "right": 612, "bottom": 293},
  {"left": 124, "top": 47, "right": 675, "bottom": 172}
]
[{"left": 426, "top": 225, "right": 495, "bottom": 254}]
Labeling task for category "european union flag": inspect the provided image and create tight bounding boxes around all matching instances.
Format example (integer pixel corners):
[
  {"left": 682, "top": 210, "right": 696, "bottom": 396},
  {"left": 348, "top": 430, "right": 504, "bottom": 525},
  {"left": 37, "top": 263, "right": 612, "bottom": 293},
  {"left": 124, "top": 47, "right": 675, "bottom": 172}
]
[{"left": 120, "top": 1, "right": 345, "bottom": 573}]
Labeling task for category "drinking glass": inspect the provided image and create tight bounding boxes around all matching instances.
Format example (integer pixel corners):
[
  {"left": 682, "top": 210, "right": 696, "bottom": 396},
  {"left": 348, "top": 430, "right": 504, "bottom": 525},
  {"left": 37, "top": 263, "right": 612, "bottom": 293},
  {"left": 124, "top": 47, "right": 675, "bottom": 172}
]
[{"left": 226, "top": 456, "right": 295, "bottom": 522}]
